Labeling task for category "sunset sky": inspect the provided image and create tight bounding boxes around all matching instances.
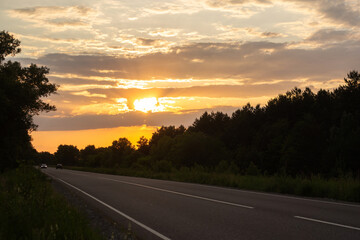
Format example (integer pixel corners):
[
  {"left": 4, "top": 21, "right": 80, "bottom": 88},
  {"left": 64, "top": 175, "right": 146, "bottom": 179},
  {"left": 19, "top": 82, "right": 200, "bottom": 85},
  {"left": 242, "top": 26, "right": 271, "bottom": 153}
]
[{"left": 1, "top": 0, "right": 360, "bottom": 152}]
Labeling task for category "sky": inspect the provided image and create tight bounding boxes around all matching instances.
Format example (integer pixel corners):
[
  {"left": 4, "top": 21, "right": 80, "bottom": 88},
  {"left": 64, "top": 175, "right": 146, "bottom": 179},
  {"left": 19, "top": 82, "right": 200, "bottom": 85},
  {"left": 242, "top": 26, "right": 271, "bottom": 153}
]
[{"left": 1, "top": 0, "right": 360, "bottom": 152}]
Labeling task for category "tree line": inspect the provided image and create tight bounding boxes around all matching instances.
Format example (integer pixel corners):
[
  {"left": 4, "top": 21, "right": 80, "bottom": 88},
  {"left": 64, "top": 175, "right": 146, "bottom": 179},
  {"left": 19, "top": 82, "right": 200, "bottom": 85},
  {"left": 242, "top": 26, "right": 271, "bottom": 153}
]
[{"left": 40, "top": 71, "right": 360, "bottom": 178}]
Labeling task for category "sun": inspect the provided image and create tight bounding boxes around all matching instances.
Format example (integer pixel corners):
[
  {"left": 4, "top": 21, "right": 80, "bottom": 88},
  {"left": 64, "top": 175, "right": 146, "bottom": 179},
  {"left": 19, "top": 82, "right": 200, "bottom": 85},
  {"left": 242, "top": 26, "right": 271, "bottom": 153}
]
[{"left": 133, "top": 97, "right": 163, "bottom": 113}]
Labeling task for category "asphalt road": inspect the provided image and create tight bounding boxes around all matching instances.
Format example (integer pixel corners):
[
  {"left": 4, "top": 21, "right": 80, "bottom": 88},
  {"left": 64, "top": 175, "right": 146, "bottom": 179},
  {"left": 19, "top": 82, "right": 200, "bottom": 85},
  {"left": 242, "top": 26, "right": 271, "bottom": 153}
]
[{"left": 43, "top": 168, "right": 360, "bottom": 240}]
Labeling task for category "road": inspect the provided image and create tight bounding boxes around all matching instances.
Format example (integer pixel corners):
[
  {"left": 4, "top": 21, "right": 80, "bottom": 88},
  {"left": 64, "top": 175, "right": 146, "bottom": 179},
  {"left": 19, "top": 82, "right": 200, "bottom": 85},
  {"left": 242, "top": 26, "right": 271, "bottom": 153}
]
[{"left": 43, "top": 168, "right": 360, "bottom": 240}]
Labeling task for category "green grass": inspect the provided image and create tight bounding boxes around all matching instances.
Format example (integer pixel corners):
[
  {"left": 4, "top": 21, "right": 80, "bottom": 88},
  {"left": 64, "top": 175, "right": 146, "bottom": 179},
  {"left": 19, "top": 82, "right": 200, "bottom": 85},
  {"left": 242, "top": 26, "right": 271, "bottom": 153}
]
[
  {"left": 0, "top": 166, "right": 104, "bottom": 240},
  {"left": 68, "top": 166, "right": 360, "bottom": 203}
]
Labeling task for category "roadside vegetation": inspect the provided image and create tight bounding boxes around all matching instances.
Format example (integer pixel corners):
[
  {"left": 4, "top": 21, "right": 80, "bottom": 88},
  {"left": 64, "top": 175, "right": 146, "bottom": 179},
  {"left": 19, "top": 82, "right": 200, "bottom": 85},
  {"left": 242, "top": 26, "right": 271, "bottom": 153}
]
[
  {"left": 40, "top": 70, "right": 360, "bottom": 203},
  {"left": 68, "top": 166, "right": 360, "bottom": 202},
  {"left": 0, "top": 166, "right": 103, "bottom": 239}
]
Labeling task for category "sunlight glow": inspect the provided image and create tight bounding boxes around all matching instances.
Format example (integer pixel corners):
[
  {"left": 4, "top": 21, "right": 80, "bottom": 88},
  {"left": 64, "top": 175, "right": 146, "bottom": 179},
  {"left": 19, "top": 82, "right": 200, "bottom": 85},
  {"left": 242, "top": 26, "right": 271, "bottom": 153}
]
[{"left": 133, "top": 97, "right": 164, "bottom": 113}]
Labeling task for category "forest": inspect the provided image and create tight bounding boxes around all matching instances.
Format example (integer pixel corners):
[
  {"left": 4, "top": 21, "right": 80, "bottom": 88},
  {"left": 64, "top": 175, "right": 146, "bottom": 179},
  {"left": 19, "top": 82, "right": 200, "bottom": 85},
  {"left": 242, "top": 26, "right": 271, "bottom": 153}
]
[{"left": 40, "top": 71, "right": 360, "bottom": 179}]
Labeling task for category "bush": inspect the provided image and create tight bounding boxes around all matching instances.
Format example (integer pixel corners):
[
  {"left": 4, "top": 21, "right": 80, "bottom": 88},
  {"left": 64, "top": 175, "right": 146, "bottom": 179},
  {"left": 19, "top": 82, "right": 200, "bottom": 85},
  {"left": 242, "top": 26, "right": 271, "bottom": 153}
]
[{"left": 0, "top": 166, "right": 103, "bottom": 239}]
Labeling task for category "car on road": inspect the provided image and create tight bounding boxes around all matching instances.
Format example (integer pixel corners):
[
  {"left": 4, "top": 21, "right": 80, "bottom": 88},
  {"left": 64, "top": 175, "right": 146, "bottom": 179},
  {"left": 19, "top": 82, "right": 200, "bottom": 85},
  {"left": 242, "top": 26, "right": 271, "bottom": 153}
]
[
  {"left": 56, "top": 164, "right": 63, "bottom": 169},
  {"left": 40, "top": 164, "right": 47, "bottom": 169}
]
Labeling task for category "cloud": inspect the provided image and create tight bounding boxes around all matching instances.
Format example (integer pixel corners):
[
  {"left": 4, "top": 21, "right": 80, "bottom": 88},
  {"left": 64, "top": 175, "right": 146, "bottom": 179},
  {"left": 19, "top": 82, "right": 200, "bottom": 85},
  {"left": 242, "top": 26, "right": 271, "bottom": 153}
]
[
  {"left": 205, "top": 0, "right": 360, "bottom": 26},
  {"left": 306, "top": 29, "right": 352, "bottom": 43},
  {"left": 283, "top": 0, "right": 360, "bottom": 27},
  {"left": 84, "top": 82, "right": 300, "bottom": 100},
  {"left": 136, "top": 38, "right": 161, "bottom": 46},
  {"left": 148, "top": 29, "right": 181, "bottom": 37},
  {"left": 34, "top": 106, "right": 240, "bottom": 131},
  {"left": 261, "top": 32, "right": 283, "bottom": 38},
  {"left": 11, "top": 5, "right": 92, "bottom": 17},
  {"left": 315, "top": 0, "right": 360, "bottom": 27},
  {"left": 8, "top": 5, "right": 106, "bottom": 31},
  {"left": 214, "top": 24, "right": 285, "bottom": 40},
  {"left": 205, "top": 0, "right": 271, "bottom": 8},
  {"left": 71, "top": 91, "right": 107, "bottom": 98},
  {"left": 202, "top": 0, "right": 272, "bottom": 18},
  {"left": 49, "top": 75, "right": 117, "bottom": 86},
  {"left": 24, "top": 39, "right": 359, "bottom": 84},
  {"left": 142, "top": 1, "right": 202, "bottom": 15}
]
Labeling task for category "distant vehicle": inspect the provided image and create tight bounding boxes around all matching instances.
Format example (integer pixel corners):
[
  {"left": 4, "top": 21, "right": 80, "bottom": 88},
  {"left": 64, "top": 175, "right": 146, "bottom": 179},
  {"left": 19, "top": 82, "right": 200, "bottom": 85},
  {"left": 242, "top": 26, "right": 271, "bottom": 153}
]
[
  {"left": 56, "top": 164, "right": 63, "bottom": 169},
  {"left": 40, "top": 164, "right": 47, "bottom": 169}
]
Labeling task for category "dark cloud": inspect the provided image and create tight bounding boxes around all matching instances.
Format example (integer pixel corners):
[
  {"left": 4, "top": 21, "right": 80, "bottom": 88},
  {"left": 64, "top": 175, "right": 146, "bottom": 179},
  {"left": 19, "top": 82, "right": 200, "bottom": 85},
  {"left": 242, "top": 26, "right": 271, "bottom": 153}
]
[
  {"left": 288, "top": 0, "right": 360, "bottom": 27},
  {"left": 307, "top": 29, "right": 351, "bottom": 42},
  {"left": 20, "top": 39, "right": 359, "bottom": 84},
  {"left": 86, "top": 82, "right": 301, "bottom": 100},
  {"left": 34, "top": 106, "right": 239, "bottom": 131},
  {"left": 261, "top": 32, "right": 282, "bottom": 38},
  {"left": 319, "top": 0, "right": 360, "bottom": 27},
  {"left": 136, "top": 38, "right": 162, "bottom": 46}
]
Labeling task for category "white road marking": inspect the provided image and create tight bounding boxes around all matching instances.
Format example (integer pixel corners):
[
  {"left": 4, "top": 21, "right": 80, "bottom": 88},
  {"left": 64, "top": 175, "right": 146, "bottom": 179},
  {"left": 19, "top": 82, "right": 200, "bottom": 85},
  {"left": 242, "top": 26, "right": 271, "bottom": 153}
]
[
  {"left": 50, "top": 168, "right": 360, "bottom": 208},
  {"left": 99, "top": 177, "right": 254, "bottom": 209},
  {"left": 53, "top": 176, "right": 172, "bottom": 240},
  {"left": 294, "top": 216, "right": 360, "bottom": 231},
  {"left": 181, "top": 182, "right": 360, "bottom": 208}
]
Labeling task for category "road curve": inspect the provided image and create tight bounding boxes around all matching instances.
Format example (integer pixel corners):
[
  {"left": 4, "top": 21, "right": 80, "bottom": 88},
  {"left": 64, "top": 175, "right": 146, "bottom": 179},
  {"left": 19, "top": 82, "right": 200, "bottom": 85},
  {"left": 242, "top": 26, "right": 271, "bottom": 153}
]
[{"left": 43, "top": 168, "right": 360, "bottom": 240}]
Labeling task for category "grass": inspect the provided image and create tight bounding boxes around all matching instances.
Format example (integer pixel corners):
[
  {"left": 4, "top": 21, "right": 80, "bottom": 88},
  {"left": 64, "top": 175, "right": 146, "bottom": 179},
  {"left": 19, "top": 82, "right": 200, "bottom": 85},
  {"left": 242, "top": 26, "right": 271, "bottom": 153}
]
[
  {"left": 68, "top": 166, "right": 360, "bottom": 203},
  {"left": 0, "top": 166, "right": 104, "bottom": 240}
]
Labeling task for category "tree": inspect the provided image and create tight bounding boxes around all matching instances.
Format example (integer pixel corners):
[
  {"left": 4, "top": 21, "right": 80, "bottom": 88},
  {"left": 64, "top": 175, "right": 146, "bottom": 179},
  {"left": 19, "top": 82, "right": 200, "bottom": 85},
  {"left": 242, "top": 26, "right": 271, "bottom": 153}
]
[
  {"left": 344, "top": 70, "right": 360, "bottom": 89},
  {"left": 110, "top": 138, "right": 135, "bottom": 167},
  {"left": 0, "top": 31, "right": 57, "bottom": 171},
  {"left": 55, "top": 145, "right": 80, "bottom": 166},
  {"left": 80, "top": 145, "right": 97, "bottom": 166},
  {"left": 136, "top": 136, "right": 150, "bottom": 155},
  {"left": 170, "top": 132, "right": 228, "bottom": 168},
  {"left": 189, "top": 111, "right": 230, "bottom": 140},
  {"left": 0, "top": 31, "right": 21, "bottom": 63},
  {"left": 149, "top": 125, "right": 186, "bottom": 147},
  {"left": 36, "top": 151, "right": 55, "bottom": 165}
]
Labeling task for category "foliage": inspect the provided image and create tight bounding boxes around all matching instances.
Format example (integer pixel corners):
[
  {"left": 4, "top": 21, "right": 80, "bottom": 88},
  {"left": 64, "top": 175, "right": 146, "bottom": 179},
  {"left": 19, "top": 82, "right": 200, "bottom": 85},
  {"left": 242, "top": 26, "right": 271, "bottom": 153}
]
[
  {"left": 36, "top": 151, "right": 56, "bottom": 165},
  {"left": 170, "top": 132, "right": 228, "bottom": 168},
  {"left": 149, "top": 125, "right": 185, "bottom": 147},
  {"left": 110, "top": 138, "right": 135, "bottom": 168},
  {"left": 0, "top": 167, "right": 103, "bottom": 239},
  {"left": 0, "top": 31, "right": 57, "bottom": 171},
  {"left": 69, "top": 165, "right": 360, "bottom": 202},
  {"left": 136, "top": 136, "right": 150, "bottom": 155},
  {"left": 0, "top": 31, "right": 21, "bottom": 62},
  {"left": 55, "top": 145, "right": 80, "bottom": 166}
]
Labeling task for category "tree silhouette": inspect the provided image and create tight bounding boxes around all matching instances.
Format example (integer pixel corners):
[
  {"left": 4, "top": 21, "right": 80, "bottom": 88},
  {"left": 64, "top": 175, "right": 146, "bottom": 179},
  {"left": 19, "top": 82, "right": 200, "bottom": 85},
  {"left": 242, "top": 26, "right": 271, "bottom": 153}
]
[
  {"left": 0, "top": 31, "right": 21, "bottom": 62},
  {"left": 137, "top": 136, "right": 150, "bottom": 155},
  {"left": 110, "top": 138, "right": 135, "bottom": 167},
  {"left": 344, "top": 71, "right": 360, "bottom": 88},
  {"left": 55, "top": 145, "right": 80, "bottom": 166},
  {"left": 0, "top": 31, "right": 57, "bottom": 171},
  {"left": 149, "top": 125, "right": 186, "bottom": 147}
]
